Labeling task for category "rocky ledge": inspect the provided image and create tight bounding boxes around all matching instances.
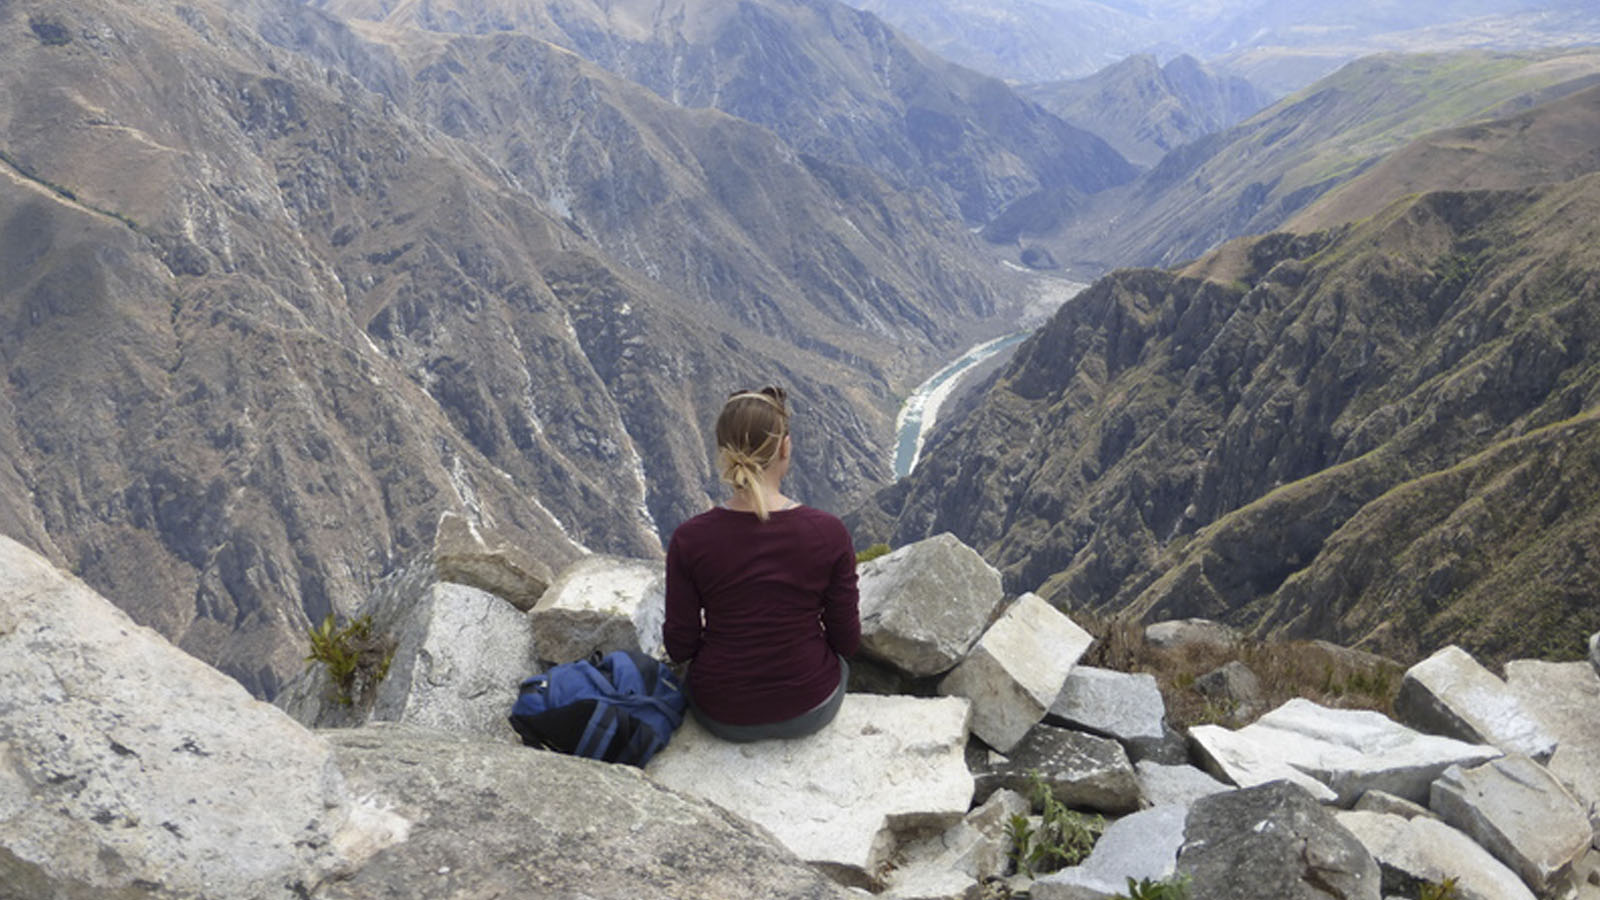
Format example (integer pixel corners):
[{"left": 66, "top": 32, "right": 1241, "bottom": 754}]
[{"left": 4, "top": 530, "right": 1599, "bottom": 899}]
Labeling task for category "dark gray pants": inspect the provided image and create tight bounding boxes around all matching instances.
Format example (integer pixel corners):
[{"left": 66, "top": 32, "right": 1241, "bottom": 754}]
[{"left": 690, "top": 657, "right": 849, "bottom": 743}]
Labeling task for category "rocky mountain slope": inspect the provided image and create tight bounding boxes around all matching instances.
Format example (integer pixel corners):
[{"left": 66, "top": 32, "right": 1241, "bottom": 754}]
[
  {"left": 852, "top": 85, "right": 1600, "bottom": 665},
  {"left": 0, "top": 0, "right": 1019, "bottom": 696},
  {"left": 1022, "top": 48, "right": 1600, "bottom": 275},
  {"left": 314, "top": 0, "right": 1138, "bottom": 224},
  {"left": 1020, "top": 54, "right": 1270, "bottom": 168}
]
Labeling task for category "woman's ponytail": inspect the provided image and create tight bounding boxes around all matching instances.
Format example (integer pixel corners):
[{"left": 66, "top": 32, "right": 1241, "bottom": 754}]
[{"left": 715, "top": 388, "right": 790, "bottom": 522}]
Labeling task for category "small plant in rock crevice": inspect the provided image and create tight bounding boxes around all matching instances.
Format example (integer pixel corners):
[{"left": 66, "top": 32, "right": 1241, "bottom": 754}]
[
  {"left": 1418, "top": 877, "right": 1461, "bottom": 900},
  {"left": 304, "top": 613, "right": 395, "bottom": 707},
  {"left": 1006, "top": 772, "right": 1105, "bottom": 877},
  {"left": 1113, "top": 874, "right": 1191, "bottom": 899}
]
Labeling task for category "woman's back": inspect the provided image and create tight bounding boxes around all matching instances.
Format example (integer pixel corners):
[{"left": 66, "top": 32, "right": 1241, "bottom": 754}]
[{"left": 664, "top": 505, "right": 859, "bottom": 727}]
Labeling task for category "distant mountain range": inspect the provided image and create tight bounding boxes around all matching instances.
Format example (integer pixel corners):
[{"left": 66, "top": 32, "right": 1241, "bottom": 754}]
[
  {"left": 842, "top": 0, "right": 1600, "bottom": 94},
  {"left": 853, "top": 80, "right": 1600, "bottom": 665},
  {"left": 1010, "top": 48, "right": 1600, "bottom": 275}
]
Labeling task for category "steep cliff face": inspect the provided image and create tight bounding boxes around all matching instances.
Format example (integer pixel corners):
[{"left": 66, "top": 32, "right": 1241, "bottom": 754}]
[
  {"left": 0, "top": 0, "right": 1010, "bottom": 695},
  {"left": 855, "top": 162, "right": 1600, "bottom": 663},
  {"left": 315, "top": 0, "right": 1138, "bottom": 223}
]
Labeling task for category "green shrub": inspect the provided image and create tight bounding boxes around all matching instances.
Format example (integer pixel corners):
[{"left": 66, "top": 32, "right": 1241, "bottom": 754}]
[
  {"left": 855, "top": 543, "right": 891, "bottom": 564},
  {"left": 305, "top": 613, "right": 395, "bottom": 707},
  {"left": 1007, "top": 773, "right": 1105, "bottom": 877}
]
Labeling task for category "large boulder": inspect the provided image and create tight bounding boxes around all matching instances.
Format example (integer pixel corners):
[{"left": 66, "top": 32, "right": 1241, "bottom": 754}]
[
  {"left": 1335, "top": 809, "right": 1534, "bottom": 900},
  {"left": 529, "top": 554, "right": 664, "bottom": 663},
  {"left": 320, "top": 726, "right": 846, "bottom": 899},
  {"left": 1048, "top": 667, "right": 1176, "bottom": 763},
  {"left": 1032, "top": 804, "right": 1187, "bottom": 900},
  {"left": 277, "top": 574, "right": 536, "bottom": 743},
  {"left": 939, "top": 593, "right": 1092, "bottom": 752},
  {"left": 432, "top": 511, "right": 553, "bottom": 610},
  {"left": 0, "top": 536, "right": 404, "bottom": 899},
  {"left": 1189, "top": 698, "right": 1500, "bottom": 805},
  {"left": 1430, "top": 755, "right": 1593, "bottom": 895},
  {"left": 857, "top": 534, "right": 1005, "bottom": 677},
  {"left": 1505, "top": 659, "right": 1600, "bottom": 838},
  {"left": 1395, "top": 645, "right": 1557, "bottom": 761},
  {"left": 973, "top": 725, "right": 1141, "bottom": 815},
  {"left": 1177, "top": 781, "right": 1381, "bottom": 900},
  {"left": 646, "top": 694, "right": 974, "bottom": 887}
]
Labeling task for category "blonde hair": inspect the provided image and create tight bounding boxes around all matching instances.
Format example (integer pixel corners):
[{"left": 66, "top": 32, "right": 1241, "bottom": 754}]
[{"left": 716, "top": 388, "right": 790, "bottom": 521}]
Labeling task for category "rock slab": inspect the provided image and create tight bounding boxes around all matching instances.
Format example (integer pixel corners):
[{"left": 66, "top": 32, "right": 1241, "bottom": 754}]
[
  {"left": 323, "top": 726, "right": 846, "bottom": 900},
  {"left": 1395, "top": 645, "right": 1557, "bottom": 761},
  {"left": 647, "top": 694, "right": 974, "bottom": 885},
  {"left": 973, "top": 725, "right": 1141, "bottom": 815},
  {"left": 529, "top": 554, "right": 665, "bottom": 663},
  {"left": 1431, "top": 755, "right": 1592, "bottom": 894},
  {"left": 1335, "top": 809, "right": 1534, "bottom": 900},
  {"left": 1505, "top": 659, "right": 1600, "bottom": 838},
  {"left": 1177, "top": 781, "right": 1381, "bottom": 900},
  {"left": 433, "top": 511, "right": 553, "bottom": 610},
  {"left": 1048, "top": 666, "right": 1173, "bottom": 762},
  {"left": 1189, "top": 698, "right": 1500, "bottom": 805},
  {"left": 0, "top": 536, "right": 402, "bottom": 900},
  {"left": 1135, "top": 762, "right": 1230, "bottom": 809},
  {"left": 857, "top": 533, "right": 1005, "bottom": 677},
  {"left": 939, "top": 593, "right": 1092, "bottom": 752},
  {"left": 1032, "top": 804, "right": 1186, "bottom": 900}
]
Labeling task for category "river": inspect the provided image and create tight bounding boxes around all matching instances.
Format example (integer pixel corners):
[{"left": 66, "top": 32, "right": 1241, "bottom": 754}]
[
  {"left": 891, "top": 330, "right": 1031, "bottom": 478},
  {"left": 891, "top": 277, "right": 1087, "bottom": 478}
]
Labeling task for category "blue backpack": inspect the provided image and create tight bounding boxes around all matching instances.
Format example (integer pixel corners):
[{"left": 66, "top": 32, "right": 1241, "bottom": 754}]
[{"left": 508, "top": 650, "right": 687, "bottom": 767}]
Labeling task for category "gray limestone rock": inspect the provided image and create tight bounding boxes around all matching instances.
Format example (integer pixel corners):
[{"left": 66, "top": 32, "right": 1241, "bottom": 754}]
[
  {"left": 882, "top": 789, "right": 1028, "bottom": 900},
  {"left": 973, "top": 725, "right": 1141, "bottom": 815},
  {"left": 1395, "top": 645, "right": 1557, "bottom": 761},
  {"left": 1336, "top": 810, "right": 1534, "bottom": 900},
  {"left": 1189, "top": 698, "right": 1501, "bottom": 805},
  {"left": 1144, "top": 618, "right": 1239, "bottom": 650},
  {"left": 1135, "top": 762, "right": 1230, "bottom": 808},
  {"left": 0, "top": 536, "right": 405, "bottom": 900},
  {"left": 1032, "top": 804, "right": 1187, "bottom": 900},
  {"left": 1430, "top": 755, "right": 1592, "bottom": 895},
  {"left": 939, "top": 593, "right": 1093, "bottom": 752},
  {"left": 321, "top": 726, "right": 847, "bottom": 900},
  {"left": 433, "top": 511, "right": 553, "bottom": 611},
  {"left": 529, "top": 554, "right": 665, "bottom": 663},
  {"left": 1505, "top": 659, "right": 1600, "bottom": 839},
  {"left": 367, "top": 582, "right": 535, "bottom": 740},
  {"left": 1591, "top": 632, "right": 1600, "bottom": 679},
  {"left": 647, "top": 694, "right": 974, "bottom": 887},
  {"left": 1352, "top": 790, "right": 1435, "bottom": 820},
  {"left": 858, "top": 533, "right": 1006, "bottom": 677},
  {"left": 1048, "top": 667, "right": 1176, "bottom": 762},
  {"left": 1177, "top": 781, "right": 1381, "bottom": 900},
  {"left": 1195, "top": 660, "right": 1265, "bottom": 718}
]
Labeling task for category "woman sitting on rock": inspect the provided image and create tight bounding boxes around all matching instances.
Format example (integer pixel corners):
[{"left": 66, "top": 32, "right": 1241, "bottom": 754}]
[{"left": 663, "top": 386, "right": 860, "bottom": 741}]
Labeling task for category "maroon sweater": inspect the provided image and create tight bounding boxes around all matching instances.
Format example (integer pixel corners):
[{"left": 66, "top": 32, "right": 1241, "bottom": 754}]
[{"left": 663, "top": 505, "right": 860, "bottom": 725}]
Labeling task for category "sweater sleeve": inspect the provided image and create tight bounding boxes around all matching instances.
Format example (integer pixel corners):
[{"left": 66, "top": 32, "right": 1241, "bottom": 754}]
[
  {"left": 819, "top": 519, "right": 860, "bottom": 657},
  {"left": 662, "top": 531, "right": 703, "bottom": 662}
]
